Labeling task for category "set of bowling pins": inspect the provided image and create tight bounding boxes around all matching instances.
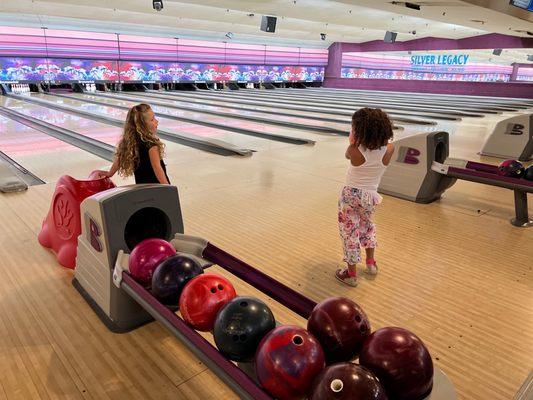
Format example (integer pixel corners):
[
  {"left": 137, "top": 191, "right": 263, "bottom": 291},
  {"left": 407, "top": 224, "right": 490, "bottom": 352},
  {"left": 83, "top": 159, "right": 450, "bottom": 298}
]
[
  {"left": 83, "top": 83, "right": 97, "bottom": 92},
  {"left": 11, "top": 84, "right": 30, "bottom": 94}
]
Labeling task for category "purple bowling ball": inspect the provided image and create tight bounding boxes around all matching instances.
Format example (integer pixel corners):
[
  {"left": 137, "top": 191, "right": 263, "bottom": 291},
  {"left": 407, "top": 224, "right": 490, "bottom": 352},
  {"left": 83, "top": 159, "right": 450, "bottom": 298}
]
[{"left": 359, "top": 327, "right": 433, "bottom": 400}]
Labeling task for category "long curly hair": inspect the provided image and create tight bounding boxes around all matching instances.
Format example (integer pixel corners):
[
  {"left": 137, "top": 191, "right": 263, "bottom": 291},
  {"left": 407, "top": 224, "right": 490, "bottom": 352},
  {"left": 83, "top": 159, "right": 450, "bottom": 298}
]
[
  {"left": 351, "top": 108, "right": 393, "bottom": 150},
  {"left": 114, "top": 103, "right": 164, "bottom": 177}
]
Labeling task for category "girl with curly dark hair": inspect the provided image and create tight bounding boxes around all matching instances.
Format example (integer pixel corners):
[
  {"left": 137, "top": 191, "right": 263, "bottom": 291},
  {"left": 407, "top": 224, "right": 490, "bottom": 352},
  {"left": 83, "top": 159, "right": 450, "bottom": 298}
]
[
  {"left": 336, "top": 108, "right": 395, "bottom": 287},
  {"left": 95, "top": 103, "right": 170, "bottom": 184}
]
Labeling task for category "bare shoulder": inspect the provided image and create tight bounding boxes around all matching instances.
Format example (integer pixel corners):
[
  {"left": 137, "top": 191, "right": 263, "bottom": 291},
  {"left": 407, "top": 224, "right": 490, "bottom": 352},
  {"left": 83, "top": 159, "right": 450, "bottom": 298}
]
[{"left": 346, "top": 144, "right": 365, "bottom": 166}]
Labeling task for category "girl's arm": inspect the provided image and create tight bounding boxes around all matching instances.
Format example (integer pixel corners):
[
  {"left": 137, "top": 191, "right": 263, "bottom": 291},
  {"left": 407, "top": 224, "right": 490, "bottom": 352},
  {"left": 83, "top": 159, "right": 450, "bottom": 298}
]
[
  {"left": 148, "top": 146, "right": 170, "bottom": 184},
  {"left": 382, "top": 143, "right": 395, "bottom": 166},
  {"left": 94, "top": 158, "right": 119, "bottom": 178}
]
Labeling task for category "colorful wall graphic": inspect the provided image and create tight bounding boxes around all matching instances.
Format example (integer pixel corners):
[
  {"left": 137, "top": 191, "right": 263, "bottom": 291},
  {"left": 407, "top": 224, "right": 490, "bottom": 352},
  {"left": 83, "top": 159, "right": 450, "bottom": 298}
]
[
  {"left": 0, "top": 57, "right": 324, "bottom": 83},
  {"left": 341, "top": 52, "right": 518, "bottom": 82}
]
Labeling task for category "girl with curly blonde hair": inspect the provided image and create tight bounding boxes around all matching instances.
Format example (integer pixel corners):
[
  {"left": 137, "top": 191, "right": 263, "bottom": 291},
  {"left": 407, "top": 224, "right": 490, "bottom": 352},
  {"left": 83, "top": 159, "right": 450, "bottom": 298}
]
[{"left": 96, "top": 103, "right": 170, "bottom": 184}]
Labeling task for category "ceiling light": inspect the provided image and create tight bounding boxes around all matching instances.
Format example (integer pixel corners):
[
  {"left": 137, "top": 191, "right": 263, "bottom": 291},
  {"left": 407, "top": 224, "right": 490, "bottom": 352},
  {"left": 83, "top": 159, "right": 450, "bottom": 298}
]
[
  {"left": 152, "top": 0, "right": 163, "bottom": 11},
  {"left": 225, "top": 32, "right": 234, "bottom": 39},
  {"left": 391, "top": 1, "right": 421, "bottom": 10}
]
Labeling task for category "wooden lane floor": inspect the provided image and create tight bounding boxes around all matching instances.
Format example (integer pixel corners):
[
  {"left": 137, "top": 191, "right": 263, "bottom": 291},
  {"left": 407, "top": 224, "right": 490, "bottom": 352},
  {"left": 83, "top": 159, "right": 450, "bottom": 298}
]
[{"left": 0, "top": 109, "right": 531, "bottom": 400}]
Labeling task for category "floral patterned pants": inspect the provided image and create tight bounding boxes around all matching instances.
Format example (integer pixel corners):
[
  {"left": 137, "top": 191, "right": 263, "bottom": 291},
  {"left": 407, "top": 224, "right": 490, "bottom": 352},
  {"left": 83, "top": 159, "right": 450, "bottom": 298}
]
[{"left": 338, "top": 186, "right": 378, "bottom": 265}]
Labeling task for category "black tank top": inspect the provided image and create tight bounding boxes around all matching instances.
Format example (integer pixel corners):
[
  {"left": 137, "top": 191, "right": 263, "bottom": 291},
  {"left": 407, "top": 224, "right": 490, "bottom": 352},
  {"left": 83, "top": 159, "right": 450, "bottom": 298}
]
[{"left": 134, "top": 141, "right": 170, "bottom": 184}]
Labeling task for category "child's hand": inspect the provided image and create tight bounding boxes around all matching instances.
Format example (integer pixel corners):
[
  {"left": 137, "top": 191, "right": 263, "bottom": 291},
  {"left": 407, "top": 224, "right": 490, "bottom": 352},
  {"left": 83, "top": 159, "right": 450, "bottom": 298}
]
[
  {"left": 90, "top": 170, "right": 110, "bottom": 179},
  {"left": 349, "top": 129, "right": 356, "bottom": 145}
]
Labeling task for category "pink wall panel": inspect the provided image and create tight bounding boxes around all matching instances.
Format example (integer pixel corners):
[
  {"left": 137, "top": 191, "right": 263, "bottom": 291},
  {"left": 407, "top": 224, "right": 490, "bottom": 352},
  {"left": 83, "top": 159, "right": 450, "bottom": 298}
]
[{"left": 0, "top": 25, "right": 327, "bottom": 66}]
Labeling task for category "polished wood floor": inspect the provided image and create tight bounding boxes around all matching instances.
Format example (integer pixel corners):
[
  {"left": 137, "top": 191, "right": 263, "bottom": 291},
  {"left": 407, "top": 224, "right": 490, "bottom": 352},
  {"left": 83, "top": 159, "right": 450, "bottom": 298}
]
[{"left": 0, "top": 108, "right": 531, "bottom": 400}]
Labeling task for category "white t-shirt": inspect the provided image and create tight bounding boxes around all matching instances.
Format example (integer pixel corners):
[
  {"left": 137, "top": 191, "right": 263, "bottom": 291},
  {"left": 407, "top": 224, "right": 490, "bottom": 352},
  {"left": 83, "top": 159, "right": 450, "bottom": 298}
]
[{"left": 345, "top": 145, "right": 388, "bottom": 192}]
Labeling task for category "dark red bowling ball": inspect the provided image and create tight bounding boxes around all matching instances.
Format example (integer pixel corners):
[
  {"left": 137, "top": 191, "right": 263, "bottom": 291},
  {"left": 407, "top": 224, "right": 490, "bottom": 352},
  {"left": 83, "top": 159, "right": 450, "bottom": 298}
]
[
  {"left": 255, "top": 325, "right": 326, "bottom": 400},
  {"left": 128, "top": 238, "right": 176, "bottom": 287},
  {"left": 309, "top": 362, "right": 388, "bottom": 400},
  {"left": 214, "top": 296, "right": 276, "bottom": 362},
  {"left": 524, "top": 165, "right": 533, "bottom": 181},
  {"left": 179, "top": 274, "right": 237, "bottom": 331},
  {"left": 151, "top": 254, "right": 203, "bottom": 305},
  {"left": 307, "top": 297, "right": 371, "bottom": 363},
  {"left": 497, "top": 159, "right": 525, "bottom": 178},
  {"left": 359, "top": 327, "right": 433, "bottom": 400}
]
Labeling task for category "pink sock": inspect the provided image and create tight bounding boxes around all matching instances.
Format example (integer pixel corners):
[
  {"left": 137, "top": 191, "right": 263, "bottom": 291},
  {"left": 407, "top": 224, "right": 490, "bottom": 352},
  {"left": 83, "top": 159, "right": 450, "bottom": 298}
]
[
  {"left": 366, "top": 258, "right": 376, "bottom": 265},
  {"left": 348, "top": 270, "right": 356, "bottom": 277}
]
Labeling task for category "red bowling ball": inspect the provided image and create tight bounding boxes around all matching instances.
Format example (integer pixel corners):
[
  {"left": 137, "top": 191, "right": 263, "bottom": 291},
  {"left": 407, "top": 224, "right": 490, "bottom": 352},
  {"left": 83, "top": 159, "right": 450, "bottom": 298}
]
[
  {"left": 359, "top": 327, "right": 433, "bottom": 400},
  {"left": 255, "top": 325, "right": 326, "bottom": 400},
  {"left": 309, "top": 362, "right": 388, "bottom": 400},
  {"left": 307, "top": 297, "right": 371, "bottom": 363},
  {"left": 128, "top": 238, "right": 176, "bottom": 287},
  {"left": 179, "top": 274, "right": 237, "bottom": 332}
]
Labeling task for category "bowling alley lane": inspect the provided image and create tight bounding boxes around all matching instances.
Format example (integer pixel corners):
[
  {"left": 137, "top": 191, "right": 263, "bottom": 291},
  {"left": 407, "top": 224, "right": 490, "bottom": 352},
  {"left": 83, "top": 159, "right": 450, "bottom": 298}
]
[
  {"left": 98, "top": 90, "right": 363, "bottom": 128},
  {"left": 134, "top": 89, "right": 447, "bottom": 124},
  {"left": 0, "top": 96, "right": 213, "bottom": 174},
  {"left": 93, "top": 91, "right": 352, "bottom": 133},
  {"left": 155, "top": 88, "right": 478, "bottom": 120},
  {"left": 75, "top": 91, "right": 339, "bottom": 139},
  {"left": 30, "top": 93, "right": 315, "bottom": 151},
  {"left": 0, "top": 113, "right": 106, "bottom": 183}
]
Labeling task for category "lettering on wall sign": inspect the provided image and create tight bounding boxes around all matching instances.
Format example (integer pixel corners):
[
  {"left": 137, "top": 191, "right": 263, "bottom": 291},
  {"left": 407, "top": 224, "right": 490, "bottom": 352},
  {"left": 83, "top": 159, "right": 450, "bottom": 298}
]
[
  {"left": 410, "top": 54, "right": 470, "bottom": 66},
  {"left": 398, "top": 146, "right": 421, "bottom": 165},
  {"left": 505, "top": 123, "right": 524, "bottom": 136}
]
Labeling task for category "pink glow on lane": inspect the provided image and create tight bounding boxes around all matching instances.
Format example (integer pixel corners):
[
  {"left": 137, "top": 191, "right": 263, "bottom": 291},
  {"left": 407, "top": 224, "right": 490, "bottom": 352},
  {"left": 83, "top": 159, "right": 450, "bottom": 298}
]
[
  {"left": 8, "top": 106, "right": 123, "bottom": 146},
  {"left": 0, "top": 116, "right": 83, "bottom": 156},
  {"left": 52, "top": 98, "right": 235, "bottom": 140}
]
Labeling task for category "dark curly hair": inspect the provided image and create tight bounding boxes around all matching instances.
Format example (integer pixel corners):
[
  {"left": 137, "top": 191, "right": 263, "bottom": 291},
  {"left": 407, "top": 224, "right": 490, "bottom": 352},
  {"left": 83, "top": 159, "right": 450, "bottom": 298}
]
[{"left": 351, "top": 108, "right": 393, "bottom": 150}]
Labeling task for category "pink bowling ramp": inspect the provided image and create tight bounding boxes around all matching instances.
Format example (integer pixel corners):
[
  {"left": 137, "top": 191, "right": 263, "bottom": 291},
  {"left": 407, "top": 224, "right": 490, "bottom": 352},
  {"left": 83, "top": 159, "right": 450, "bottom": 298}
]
[{"left": 38, "top": 171, "right": 115, "bottom": 269}]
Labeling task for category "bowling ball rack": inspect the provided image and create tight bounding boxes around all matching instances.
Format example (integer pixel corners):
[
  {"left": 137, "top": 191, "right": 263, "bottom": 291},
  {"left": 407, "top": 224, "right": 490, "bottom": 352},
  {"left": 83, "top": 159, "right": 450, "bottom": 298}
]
[
  {"left": 432, "top": 159, "right": 533, "bottom": 227},
  {"left": 112, "top": 234, "right": 456, "bottom": 400}
]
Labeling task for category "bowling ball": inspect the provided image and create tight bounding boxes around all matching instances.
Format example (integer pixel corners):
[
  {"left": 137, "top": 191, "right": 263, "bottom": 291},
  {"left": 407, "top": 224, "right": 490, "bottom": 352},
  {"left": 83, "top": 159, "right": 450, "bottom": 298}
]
[
  {"left": 307, "top": 297, "right": 371, "bottom": 364},
  {"left": 497, "top": 159, "right": 525, "bottom": 178},
  {"left": 179, "top": 273, "right": 237, "bottom": 331},
  {"left": 359, "top": 327, "right": 433, "bottom": 400},
  {"left": 309, "top": 362, "right": 388, "bottom": 400},
  {"left": 213, "top": 296, "right": 275, "bottom": 361},
  {"left": 128, "top": 238, "right": 176, "bottom": 287},
  {"left": 255, "top": 325, "right": 325, "bottom": 400},
  {"left": 523, "top": 165, "right": 533, "bottom": 181},
  {"left": 151, "top": 254, "right": 203, "bottom": 305}
]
